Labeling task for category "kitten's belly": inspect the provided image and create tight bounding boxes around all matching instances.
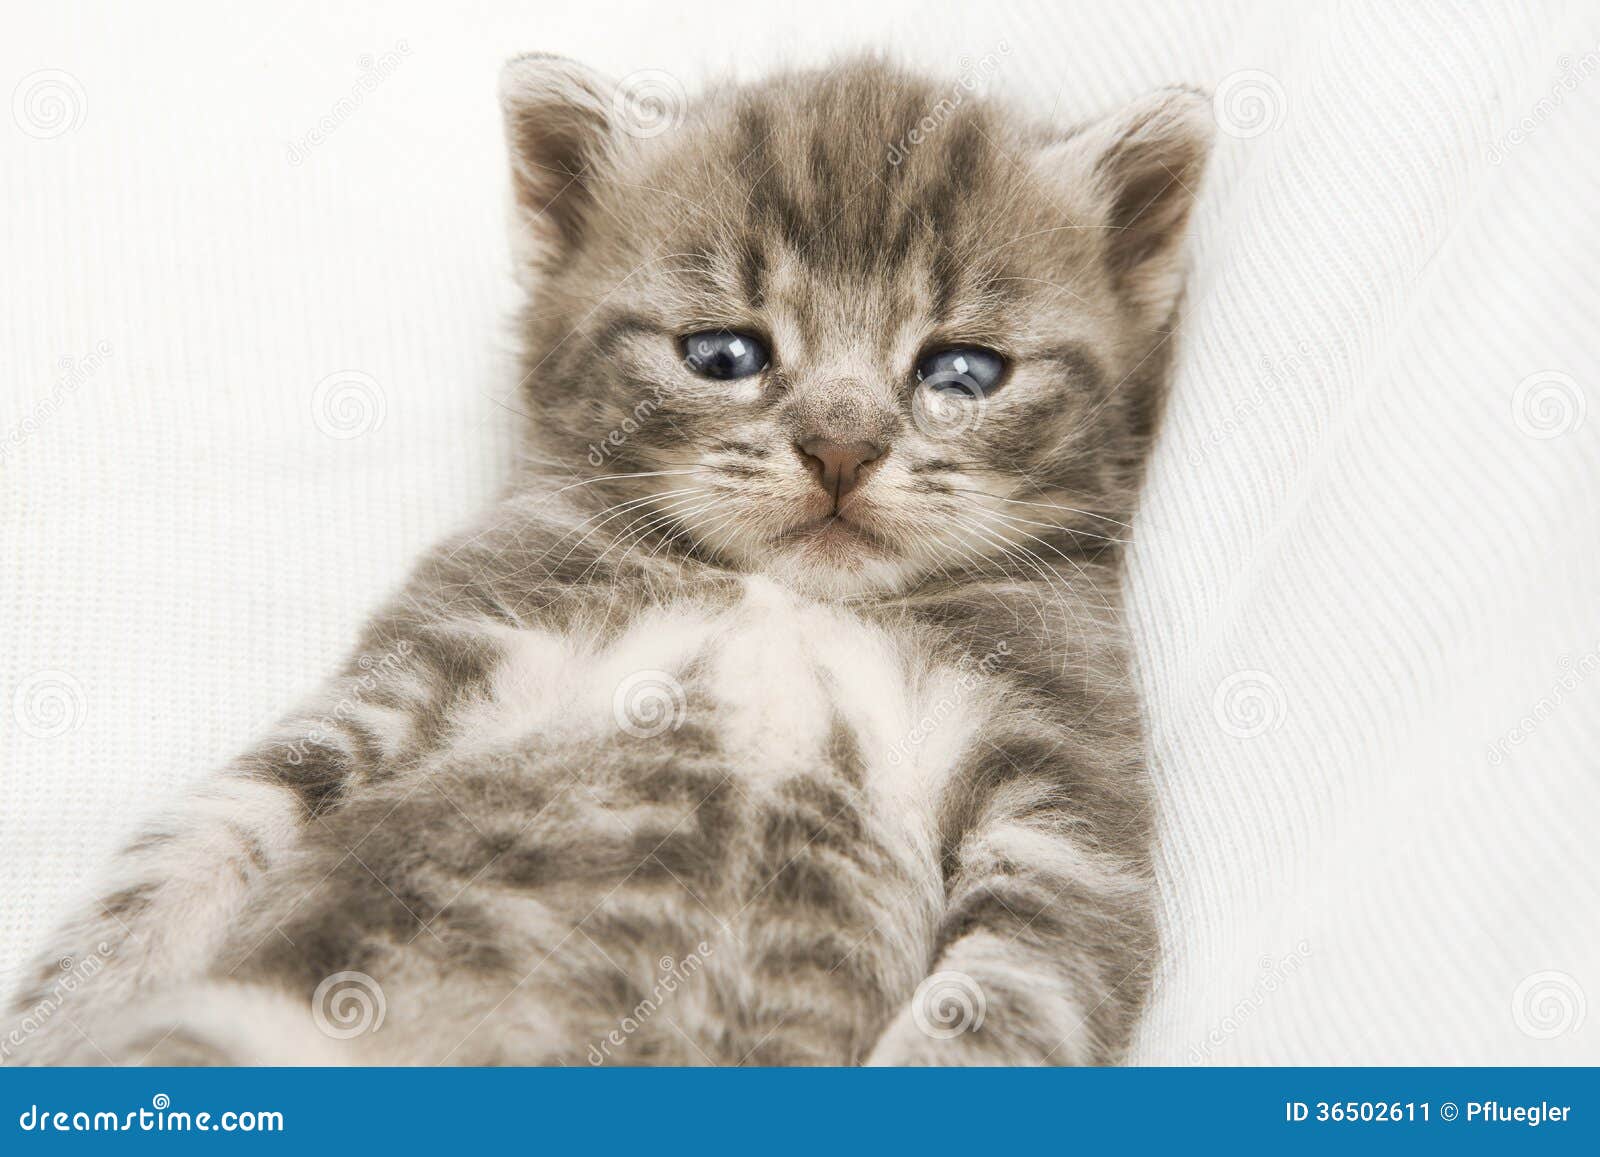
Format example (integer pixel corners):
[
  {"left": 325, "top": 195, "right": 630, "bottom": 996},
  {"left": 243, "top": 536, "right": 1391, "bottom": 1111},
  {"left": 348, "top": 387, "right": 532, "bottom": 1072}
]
[
  {"left": 473, "top": 575, "right": 983, "bottom": 810},
  {"left": 268, "top": 577, "right": 996, "bottom": 1063}
]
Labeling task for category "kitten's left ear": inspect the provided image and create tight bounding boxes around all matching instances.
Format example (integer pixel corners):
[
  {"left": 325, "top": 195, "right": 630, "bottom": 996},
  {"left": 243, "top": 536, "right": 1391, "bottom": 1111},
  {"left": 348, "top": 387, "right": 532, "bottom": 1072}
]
[
  {"left": 1040, "top": 88, "right": 1213, "bottom": 325},
  {"left": 499, "top": 54, "right": 620, "bottom": 276}
]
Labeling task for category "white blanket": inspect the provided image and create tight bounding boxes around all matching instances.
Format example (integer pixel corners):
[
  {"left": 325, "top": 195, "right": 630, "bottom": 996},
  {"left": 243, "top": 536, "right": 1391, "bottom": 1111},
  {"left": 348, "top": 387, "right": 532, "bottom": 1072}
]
[{"left": 4, "top": 0, "right": 1597, "bottom": 1063}]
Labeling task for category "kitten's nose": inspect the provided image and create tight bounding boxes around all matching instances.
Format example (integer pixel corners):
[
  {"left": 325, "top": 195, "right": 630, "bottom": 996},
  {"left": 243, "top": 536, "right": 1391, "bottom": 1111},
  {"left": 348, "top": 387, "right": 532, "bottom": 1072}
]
[{"left": 795, "top": 437, "right": 886, "bottom": 506}]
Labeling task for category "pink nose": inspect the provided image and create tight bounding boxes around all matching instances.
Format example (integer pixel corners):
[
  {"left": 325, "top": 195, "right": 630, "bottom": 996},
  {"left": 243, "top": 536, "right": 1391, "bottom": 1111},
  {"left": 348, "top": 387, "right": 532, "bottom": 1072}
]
[{"left": 795, "top": 437, "right": 886, "bottom": 505}]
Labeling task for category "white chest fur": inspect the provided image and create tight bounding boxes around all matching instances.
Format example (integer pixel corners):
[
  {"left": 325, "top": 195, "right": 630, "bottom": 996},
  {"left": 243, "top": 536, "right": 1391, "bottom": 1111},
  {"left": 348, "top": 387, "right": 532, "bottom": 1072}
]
[{"left": 466, "top": 578, "right": 996, "bottom": 809}]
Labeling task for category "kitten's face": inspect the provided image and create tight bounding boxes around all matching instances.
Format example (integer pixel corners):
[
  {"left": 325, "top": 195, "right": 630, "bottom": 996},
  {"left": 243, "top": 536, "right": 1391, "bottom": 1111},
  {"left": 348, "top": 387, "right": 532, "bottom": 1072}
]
[{"left": 502, "top": 58, "right": 1209, "bottom": 596}]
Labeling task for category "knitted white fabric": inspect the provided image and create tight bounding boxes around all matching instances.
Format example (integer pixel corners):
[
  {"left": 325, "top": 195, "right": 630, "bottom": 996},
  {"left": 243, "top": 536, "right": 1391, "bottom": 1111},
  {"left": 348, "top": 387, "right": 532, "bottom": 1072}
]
[{"left": 4, "top": 0, "right": 1597, "bottom": 1062}]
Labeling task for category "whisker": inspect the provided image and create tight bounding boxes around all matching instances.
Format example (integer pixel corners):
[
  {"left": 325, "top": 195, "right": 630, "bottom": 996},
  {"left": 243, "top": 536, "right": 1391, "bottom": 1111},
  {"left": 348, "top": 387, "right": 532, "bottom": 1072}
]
[
  {"left": 544, "top": 469, "right": 705, "bottom": 497},
  {"left": 968, "top": 509, "right": 1120, "bottom": 623},
  {"left": 531, "top": 487, "right": 709, "bottom": 577},
  {"left": 970, "top": 503, "right": 1130, "bottom": 546},
  {"left": 571, "top": 495, "right": 722, "bottom": 589},
  {"left": 946, "top": 488, "right": 1133, "bottom": 531},
  {"left": 950, "top": 515, "right": 1062, "bottom": 638}
]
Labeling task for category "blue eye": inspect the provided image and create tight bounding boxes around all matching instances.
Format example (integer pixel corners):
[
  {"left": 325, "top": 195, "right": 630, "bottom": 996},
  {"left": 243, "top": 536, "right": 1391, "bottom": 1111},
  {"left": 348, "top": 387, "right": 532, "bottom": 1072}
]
[
  {"left": 682, "top": 331, "right": 769, "bottom": 380},
  {"left": 914, "top": 347, "right": 1007, "bottom": 398}
]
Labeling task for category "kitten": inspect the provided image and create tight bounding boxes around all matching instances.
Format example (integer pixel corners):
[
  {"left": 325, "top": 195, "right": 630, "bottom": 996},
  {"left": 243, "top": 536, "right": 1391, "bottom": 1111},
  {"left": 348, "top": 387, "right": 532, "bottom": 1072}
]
[{"left": 5, "top": 55, "right": 1209, "bottom": 1065}]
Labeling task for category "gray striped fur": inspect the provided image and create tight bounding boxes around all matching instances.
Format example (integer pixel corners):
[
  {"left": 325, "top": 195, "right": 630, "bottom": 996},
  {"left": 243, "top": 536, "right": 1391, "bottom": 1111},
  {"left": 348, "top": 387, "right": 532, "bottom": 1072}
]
[{"left": 5, "top": 55, "right": 1209, "bottom": 1066}]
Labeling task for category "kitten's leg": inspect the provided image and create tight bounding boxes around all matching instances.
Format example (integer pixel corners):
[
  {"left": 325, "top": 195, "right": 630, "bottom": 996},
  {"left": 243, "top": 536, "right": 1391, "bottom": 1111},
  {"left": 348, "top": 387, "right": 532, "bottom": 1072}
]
[
  {"left": 866, "top": 782, "right": 1155, "bottom": 1066},
  {"left": 3, "top": 766, "right": 304, "bottom": 1065},
  {"left": 72, "top": 982, "right": 360, "bottom": 1066},
  {"left": 2, "top": 637, "right": 464, "bottom": 1065}
]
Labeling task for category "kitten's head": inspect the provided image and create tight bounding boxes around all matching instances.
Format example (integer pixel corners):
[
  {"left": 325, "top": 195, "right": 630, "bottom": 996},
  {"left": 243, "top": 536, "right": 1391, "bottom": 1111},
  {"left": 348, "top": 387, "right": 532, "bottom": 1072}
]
[{"left": 500, "top": 54, "right": 1210, "bottom": 597}]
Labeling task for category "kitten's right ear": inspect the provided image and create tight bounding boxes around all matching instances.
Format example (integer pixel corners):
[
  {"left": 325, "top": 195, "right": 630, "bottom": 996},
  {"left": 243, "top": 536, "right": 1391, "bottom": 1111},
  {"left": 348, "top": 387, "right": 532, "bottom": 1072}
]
[
  {"left": 1036, "top": 88, "right": 1213, "bottom": 327},
  {"left": 499, "top": 54, "right": 618, "bottom": 274}
]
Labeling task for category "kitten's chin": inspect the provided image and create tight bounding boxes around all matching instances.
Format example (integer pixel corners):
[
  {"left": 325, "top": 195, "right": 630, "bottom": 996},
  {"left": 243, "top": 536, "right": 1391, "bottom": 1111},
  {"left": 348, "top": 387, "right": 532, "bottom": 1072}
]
[
  {"left": 754, "top": 532, "right": 920, "bottom": 598},
  {"left": 759, "top": 550, "right": 917, "bottom": 599},
  {"left": 694, "top": 511, "right": 920, "bottom": 598}
]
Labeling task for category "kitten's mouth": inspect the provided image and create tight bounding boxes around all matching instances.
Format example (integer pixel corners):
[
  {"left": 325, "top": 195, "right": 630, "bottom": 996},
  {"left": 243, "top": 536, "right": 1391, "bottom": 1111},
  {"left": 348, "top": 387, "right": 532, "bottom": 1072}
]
[{"left": 775, "top": 514, "right": 887, "bottom": 554}]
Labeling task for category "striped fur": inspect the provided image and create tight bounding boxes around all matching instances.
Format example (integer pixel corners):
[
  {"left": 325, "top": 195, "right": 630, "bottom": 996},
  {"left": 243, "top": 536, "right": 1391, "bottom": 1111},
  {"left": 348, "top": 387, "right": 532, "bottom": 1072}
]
[{"left": 4, "top": 56, "right": 1209, "bottom": 1066}]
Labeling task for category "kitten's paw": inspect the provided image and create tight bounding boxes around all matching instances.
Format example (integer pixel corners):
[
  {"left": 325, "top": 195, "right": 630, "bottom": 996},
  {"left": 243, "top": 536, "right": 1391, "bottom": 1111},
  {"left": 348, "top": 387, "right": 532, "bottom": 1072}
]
[
  {"left": 864, "top": 1007, "right": 994, "bottom": 1067},
  {"left": 866, "top": 971, "right": 1093, "bottom": 1066},
  {"left": 113, "top": 1027, "right": 237, "bottom": 1067}
]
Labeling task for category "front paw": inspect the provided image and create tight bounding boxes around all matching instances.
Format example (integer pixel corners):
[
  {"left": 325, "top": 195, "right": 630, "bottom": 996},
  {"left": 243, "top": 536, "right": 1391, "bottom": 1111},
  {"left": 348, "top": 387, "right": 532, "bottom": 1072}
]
[
  {"left": 865, "top": 971, "right": 998, "bottom": 1067},
  {"left": 866, "top": 969, "right": 1093, "bottom": 1066}
]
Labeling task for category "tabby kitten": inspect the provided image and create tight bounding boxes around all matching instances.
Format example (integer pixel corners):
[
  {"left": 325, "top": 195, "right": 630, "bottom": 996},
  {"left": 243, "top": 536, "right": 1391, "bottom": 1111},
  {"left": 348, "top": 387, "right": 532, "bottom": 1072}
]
[{"left": 7, "top": 55, "right": 1210, "bottom": 1065}]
